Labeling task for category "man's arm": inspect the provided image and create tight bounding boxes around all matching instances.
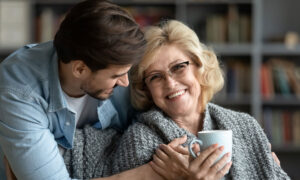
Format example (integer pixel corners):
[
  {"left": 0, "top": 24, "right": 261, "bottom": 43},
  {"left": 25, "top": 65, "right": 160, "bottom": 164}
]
[
  {"left": 0, "top": 91, "right": 73, "bottom": 180},
  {"left": 93, "top": 164, "right": 163, "bottom": 180},
  {"left": 5, "top": 158, "right": 161, "bottom": 180}
]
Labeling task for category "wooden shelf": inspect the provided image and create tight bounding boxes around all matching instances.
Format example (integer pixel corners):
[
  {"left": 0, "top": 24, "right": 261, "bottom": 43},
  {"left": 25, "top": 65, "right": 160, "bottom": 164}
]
[
  {"left": 187, "top": 0, "right": 252, "bottom": 5},
  {"left": 273, "top": 145, "right": 300, "bottom": 153},
  {"left": 213, "top": 95, "right": 251, "bottom": 106},
  {"left": 262, "top": 43, "right": 300, "bottom": 55},
  {"left": 208, "top": 43, "right": 253, "bottom": 56},
  {"left": 112, "top": 0, "right": 175, "bottom": 5},
  {"left": 263, "top": 96, "right": 300, "bottom": 106},
  {"left": 34, "top": 0, "right": 81, "bottom": 5}
]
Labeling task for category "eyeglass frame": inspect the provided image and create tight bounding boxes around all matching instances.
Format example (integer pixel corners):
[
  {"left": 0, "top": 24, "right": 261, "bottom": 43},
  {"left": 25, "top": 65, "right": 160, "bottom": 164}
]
[{"left": 143, "top": 61, "right": 193, "bottom": 87}]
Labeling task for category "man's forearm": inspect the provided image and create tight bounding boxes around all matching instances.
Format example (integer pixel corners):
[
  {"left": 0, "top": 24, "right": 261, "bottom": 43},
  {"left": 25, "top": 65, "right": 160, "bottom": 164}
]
[{"left": 92, "top": 164, "right": 163, "bottom": 180}]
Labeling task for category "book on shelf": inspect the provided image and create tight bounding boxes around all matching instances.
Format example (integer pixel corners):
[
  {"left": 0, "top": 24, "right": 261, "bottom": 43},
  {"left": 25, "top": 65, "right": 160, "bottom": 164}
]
[
  {"left": 292, "top": 111, "right": 300, "bottom": 146},
  {"left": 273, "top": 65, "right": 291, "bottom": 96},
  {"left": 206, "top": 15, "right": 227, "bottom": 43},
  {"left": 272, "top": 111, "right": 283, "bottom": 146},
  {"left": 35, "top": 8, "right": 65, "bottom": 43},
  {"left": 216, "top": 62, "right": 227, "bottom": 99},
  {"left": 227, "top": 4, "right": 239, "bottom": 43},
  {"left": 239, "top": 14, "right": 251, "bottom": 43},
  {"left": 283, "top": 111, "right": 293, "bottom": 144},
  {"left": 263, "top": 110, "right": 300, "bottom": 147},
  {"left": 263, "top": 108, "right": 273, "bottom": 141},
  {"left": 261, "top": 59, "right": 300, "bottom": 99},
  {"left": 124, "top": 7, "right": 174, "bottom": 28},
  {"left": 205, "top": 4, "right": 251, "bottom": 44},
  {"left": 0, "top": 1, "right": 30, "bottom": 48},
  {"left": 224, "top": 60, "right": 250, "bottom": 99},
  {"left": 260, "top": 64, "right": 275, "bottom": 99}
]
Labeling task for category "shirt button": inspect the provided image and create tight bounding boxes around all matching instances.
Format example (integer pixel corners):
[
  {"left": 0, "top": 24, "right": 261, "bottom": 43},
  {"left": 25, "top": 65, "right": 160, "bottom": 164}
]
[{"left": 65, "top": 121, "right": 70, "bottom": 126}]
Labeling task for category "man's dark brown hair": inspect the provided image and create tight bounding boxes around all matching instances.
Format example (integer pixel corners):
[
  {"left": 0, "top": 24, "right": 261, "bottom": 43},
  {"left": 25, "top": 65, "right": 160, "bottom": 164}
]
[{"left": 54, "top": 0, "right": 146, "bottom": 71}]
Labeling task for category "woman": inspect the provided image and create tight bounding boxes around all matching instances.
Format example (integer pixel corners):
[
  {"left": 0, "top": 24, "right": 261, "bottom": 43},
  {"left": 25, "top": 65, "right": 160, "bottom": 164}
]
[
  {"left": 62, "top": 20, "right": 289, "bottom": 180},
  {"left": 121, "top": 20, "right": 289, "bottom": 179}
]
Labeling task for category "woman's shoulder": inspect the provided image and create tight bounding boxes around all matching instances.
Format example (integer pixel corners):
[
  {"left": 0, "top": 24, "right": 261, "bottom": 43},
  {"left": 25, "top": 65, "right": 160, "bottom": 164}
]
[
  {"left": 132, "top": 108, "right": 188, "bottom": 143},
  {"left": 207, "top": 103, "right": 260, "bottom": 129},
  {"left": 208, "top": 103, "right": 252, "bottom": 117}
]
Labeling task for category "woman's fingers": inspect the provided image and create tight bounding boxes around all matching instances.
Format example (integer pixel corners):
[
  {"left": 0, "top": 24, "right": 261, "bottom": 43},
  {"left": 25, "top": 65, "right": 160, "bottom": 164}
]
[
  {"left": 192, "top": 143, "right": 201, "bottom": 154},
  {"left": 186, "top": 145, "right": 233, "bottom": 180},
  {"left": 215, "top": 161, "right": 232, "bottom": 179},
  {"left": 209, "top": 152, "right": 230, "bottom": 174},
  {"left": 189, "top": 144, "right": 219, "bottom": 168},
  {"left": 200, "top": 146, "right": 224, "bottom": 170}
]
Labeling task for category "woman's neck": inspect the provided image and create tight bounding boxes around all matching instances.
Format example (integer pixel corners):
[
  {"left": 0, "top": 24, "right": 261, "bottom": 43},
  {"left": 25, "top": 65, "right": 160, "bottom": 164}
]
[{"left": 172, "top": 112, "right": 204, "bottom": 135}]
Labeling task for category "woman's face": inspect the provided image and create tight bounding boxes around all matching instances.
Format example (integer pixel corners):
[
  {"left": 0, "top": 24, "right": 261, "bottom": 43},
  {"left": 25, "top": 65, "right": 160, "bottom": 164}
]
[{"left": 144, "top": 45, "right": 201, "bottom": 118}]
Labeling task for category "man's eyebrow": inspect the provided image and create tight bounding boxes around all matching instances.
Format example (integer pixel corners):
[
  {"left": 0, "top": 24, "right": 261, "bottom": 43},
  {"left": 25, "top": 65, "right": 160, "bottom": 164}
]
[{"left": 111, "top": 72, "right": 128, "bottom": 78}]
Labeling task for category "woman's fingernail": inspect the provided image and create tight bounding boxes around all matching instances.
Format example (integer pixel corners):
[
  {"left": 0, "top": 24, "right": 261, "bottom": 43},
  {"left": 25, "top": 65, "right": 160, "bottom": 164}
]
[{"left": 219, "top": 146, "right": 224, "bottom": 151}]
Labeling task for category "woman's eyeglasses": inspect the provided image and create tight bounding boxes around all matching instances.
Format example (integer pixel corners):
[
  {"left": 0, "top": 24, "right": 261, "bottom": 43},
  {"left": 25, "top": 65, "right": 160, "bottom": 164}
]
[{"left": 144, "top": 61, "right": 191, "bottom": 87}]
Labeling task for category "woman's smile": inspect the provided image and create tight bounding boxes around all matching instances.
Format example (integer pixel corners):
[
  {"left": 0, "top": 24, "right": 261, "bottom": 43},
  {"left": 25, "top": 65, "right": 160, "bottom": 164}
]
[{"left": 166, "top": 89, "right": 186, "bottom": 100}]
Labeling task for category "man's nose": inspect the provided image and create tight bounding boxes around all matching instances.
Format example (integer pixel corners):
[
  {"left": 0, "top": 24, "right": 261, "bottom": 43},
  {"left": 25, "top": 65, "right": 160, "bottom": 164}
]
[{"left": 117, "top": 73, "right": 129, "bottom": 87}]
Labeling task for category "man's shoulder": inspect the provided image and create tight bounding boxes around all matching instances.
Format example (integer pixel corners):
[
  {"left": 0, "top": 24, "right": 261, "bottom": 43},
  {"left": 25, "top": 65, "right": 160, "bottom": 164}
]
[{"left": 0, "top": 41, "right": 57, "bottom": 96}]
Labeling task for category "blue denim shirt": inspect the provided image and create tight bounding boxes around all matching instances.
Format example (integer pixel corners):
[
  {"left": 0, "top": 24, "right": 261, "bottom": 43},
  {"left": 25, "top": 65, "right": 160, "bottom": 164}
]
[{"left": 0, "top": 41, "right": 135, "bottom": 180}]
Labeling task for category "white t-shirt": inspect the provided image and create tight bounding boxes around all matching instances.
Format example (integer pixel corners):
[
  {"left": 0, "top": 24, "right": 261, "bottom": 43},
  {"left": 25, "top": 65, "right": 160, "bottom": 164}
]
[{"left": 62, "top": 91, "right": 98, "bottom": 128}]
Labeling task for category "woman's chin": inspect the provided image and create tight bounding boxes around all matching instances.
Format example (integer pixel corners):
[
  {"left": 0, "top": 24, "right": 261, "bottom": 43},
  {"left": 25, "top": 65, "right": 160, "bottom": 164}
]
[{"left": 165, "top": 107, "right": 189, "bottom": 117}]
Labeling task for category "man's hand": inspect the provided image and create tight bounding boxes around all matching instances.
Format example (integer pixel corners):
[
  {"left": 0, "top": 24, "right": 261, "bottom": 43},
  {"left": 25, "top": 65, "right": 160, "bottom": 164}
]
[{"left": 4, "top": 156, "right": 17, "bottom": 180}]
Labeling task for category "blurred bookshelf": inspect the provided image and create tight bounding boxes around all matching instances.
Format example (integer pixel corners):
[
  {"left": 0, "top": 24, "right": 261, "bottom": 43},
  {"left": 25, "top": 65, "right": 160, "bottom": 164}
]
[{"left": 0, "top": 0, "right": 300, "bottom": 179}]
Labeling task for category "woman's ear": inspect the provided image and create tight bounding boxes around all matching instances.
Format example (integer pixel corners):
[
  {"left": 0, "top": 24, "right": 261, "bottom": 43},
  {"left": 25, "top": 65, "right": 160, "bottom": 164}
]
[{"left": 72, "top": 60, "right": 91, "bottom": 79}]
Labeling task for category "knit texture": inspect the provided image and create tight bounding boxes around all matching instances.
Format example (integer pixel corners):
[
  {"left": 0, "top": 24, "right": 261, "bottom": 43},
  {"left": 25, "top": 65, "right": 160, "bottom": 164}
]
[{"left": 63, "top": 103, "right": 290, "bottom": 180}]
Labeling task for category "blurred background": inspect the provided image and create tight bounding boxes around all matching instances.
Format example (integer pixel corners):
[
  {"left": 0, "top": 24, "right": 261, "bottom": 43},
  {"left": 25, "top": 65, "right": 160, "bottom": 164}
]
[{"left": 0, "top": 0, "right": 299, "bottom": 179}]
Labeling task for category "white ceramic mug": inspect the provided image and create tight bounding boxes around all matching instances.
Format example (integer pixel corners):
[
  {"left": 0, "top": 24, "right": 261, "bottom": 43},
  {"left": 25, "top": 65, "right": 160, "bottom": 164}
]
[{"left": 188, "top": 130, "right": 232, "bottom": 162}]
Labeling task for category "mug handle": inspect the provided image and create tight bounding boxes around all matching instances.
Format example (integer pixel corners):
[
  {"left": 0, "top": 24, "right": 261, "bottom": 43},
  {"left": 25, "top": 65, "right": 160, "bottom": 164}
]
[{"left": 188, "top": 139, "right": 203, "bottom": 158}]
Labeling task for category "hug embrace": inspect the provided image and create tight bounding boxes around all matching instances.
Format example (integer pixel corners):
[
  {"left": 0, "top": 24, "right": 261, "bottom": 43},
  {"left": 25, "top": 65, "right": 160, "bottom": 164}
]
[
  {"left": 0, "top": 0, "right": 290, "bottom": 180},
  {"left": 64, "top": 20, "right": 290, "bottom": 180}
]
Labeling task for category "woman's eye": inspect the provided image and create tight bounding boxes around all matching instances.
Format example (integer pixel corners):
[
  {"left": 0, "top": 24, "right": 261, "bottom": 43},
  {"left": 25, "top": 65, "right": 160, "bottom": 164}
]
[
  {"left": 150, "top": 74, "right": 162, "bottom": 81},
  {"left": 172, "top": 63, "right": 187, "bottom": 72}
]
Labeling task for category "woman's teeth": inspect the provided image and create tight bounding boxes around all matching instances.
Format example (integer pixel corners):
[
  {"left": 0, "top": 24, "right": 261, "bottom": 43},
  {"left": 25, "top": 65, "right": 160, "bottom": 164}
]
[{"left": 168, "top": 90, "right": 185, "bottom": 99}]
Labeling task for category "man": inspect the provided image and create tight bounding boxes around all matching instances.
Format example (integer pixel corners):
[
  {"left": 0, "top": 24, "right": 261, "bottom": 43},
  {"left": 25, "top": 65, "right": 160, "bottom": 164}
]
[{"left": 0, "top": 0, "right": 151, "bottom": 179}]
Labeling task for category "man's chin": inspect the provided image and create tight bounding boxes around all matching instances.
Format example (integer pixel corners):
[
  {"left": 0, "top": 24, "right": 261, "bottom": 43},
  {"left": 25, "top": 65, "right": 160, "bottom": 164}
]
[
  {"left": 95, "top": 92, "right": 113, "bottom": 100},
  {"left": 84, "top": 88, "right": 114, "bottom": 100}
]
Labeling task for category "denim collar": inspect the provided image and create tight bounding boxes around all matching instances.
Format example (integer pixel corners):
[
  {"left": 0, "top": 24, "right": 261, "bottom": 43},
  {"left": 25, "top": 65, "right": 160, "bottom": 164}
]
[{"left": 48, "top": 50, "right": 68, "bottom": 113}]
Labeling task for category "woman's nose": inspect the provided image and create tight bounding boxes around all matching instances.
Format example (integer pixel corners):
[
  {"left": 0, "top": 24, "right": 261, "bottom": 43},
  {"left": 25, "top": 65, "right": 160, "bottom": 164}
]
[{"left": 164, "top": 75, "right": 177, "bottom": 88}]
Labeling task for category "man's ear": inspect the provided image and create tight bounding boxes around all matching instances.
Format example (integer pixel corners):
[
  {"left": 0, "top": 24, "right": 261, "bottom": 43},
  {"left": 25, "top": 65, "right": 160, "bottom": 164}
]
[{"left": 72, "top": 60, "right": 90, "bottom": 78}]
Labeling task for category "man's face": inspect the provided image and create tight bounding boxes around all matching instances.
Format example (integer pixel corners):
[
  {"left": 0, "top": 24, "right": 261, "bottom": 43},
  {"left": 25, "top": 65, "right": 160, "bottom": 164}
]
[{"left": 80, "top": 64, "right": 132, "bottom": 100}]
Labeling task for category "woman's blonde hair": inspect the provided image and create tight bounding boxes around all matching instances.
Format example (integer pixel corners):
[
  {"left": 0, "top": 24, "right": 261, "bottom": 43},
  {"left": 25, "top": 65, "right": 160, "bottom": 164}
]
[{"left": 130, "top": 20, "right": 224, "bottom": 112}]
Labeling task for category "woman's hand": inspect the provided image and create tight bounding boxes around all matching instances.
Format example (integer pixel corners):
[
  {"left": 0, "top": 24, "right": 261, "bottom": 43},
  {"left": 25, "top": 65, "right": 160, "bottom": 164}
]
[
  {"left": 150, "top": 136, "right": 190, "bottom": 180},
  {"left": 150, "top": 136, "right": 232, "bottom": 180},
  {"left": 187, "top": 144, "right": 232, "bottom": 180}
]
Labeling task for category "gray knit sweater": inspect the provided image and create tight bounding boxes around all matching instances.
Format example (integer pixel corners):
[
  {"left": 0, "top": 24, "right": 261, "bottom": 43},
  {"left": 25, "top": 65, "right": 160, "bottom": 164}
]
[{"left": 63, "top": 103, "right": 290, "bottom": 180}]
